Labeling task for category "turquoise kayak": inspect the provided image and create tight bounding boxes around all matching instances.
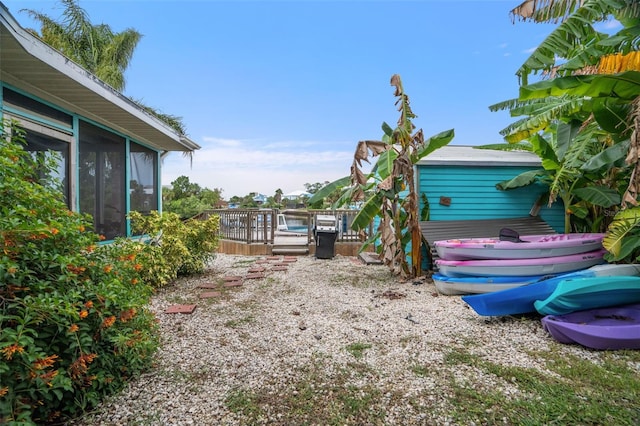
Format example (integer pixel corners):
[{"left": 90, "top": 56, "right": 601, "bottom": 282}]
[
  {"left": 534, "top": 275, "right": 640, "bottom": 316},
  {"left": 462, "top": 264, "right": 640, "bottom": 316}
]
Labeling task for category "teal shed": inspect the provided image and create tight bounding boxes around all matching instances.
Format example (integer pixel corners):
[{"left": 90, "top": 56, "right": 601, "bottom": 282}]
[{"left": 416, "top": 145, "right": 565, "bottom": 232}]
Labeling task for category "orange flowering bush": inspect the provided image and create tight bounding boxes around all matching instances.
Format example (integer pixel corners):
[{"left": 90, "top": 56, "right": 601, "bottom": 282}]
[{"left": 0, "top": 123, "right": 159, "bottom": 424}]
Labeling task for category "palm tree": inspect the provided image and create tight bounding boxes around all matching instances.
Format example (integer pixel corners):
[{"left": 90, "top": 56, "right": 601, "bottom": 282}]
[
  {"left": 23, "top": 0, "right": 141, "bottom": 91},
  {"left": 274, "top": 188, "right": 283, "bottom": 207},
  {"left": 22, "top": 0, "right": 187, "bottom": 135}
]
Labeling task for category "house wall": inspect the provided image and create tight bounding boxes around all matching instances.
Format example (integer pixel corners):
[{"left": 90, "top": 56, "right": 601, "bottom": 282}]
[
  {"left": 417, "top": 164, "right": 565, "bottom": 233},
  {"left": 0, "top": 83, "right": 162, "bottom": 240}
]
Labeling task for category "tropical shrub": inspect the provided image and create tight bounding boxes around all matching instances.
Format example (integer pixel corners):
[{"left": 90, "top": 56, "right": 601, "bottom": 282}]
[
  {"left": 127, "top": 210, "right": 220, "bottom": 282},
  {"left": 0, "top": 124, "right": 159, "bottom": 424}
]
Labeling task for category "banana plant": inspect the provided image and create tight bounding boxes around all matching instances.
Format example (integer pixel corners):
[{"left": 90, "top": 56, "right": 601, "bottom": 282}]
[
  {"left": 309, "top": 75, "right": 454, "bottom": 278},
  {"left": 488, "top": 119, "right": 623, "bottom": 233}
]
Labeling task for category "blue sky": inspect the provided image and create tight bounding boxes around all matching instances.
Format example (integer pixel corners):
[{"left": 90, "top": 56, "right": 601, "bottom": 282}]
[{"left": 4, "top": 0, "right": 571, "bottom": 198}]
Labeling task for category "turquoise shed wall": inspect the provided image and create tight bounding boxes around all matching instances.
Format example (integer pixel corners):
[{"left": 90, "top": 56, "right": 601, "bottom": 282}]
[{"left": 417, "top": 164, "right": 565, "bottom": 233}]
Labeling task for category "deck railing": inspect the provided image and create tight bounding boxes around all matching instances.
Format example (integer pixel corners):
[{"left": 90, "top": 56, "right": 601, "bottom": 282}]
[{"left": 200, "top": 209, "right": 371, "bottom": 245}]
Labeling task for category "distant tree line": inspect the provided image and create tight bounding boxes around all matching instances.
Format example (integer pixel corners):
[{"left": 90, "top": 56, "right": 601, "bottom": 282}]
[{"left": 162, "top": 176, "right": 223, "bottom": 219}]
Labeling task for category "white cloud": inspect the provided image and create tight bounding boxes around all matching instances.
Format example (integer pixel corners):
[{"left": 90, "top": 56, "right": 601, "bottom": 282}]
[{"left": 161, "top": 137, "right": 355, "bottom": 198}]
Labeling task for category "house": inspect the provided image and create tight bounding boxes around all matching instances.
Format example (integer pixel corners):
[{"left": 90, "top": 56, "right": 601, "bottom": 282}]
[
  {"left": 0, "top": 3, "right": 199, "bottom": 240},
  {"left": 416, "top": 145, "right": 565, "bottom": 230},
  {"left": 252, "top": 193, "right": 267, "bottom": 205}
]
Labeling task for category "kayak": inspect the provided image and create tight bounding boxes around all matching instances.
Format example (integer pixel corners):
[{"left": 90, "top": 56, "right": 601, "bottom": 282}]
[
  {"left": 435, "top": 232, "right": 604, "bottom": 261},
  {"left": 436, "top": 249, "right": 607, "bottom": 278},
  {"left": 462, "top": 264, "right": 640, "bottom": 316},
  {"left": 534, "top": 275, "right": 640, "bottom": 316},
  {"left": 432, "top": 273, "right": 552, "bottom": 296},
  {"left": 541, "top": 303, "right": 640, "bottom": 350}
]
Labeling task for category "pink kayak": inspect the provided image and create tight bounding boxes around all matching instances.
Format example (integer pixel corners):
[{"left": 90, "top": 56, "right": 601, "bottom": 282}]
[
  {"left": 435, "top": 249, "right": 607, "bottom": 277},
  {"left": 435, "top": 233, "right": 605, "bottom": 261}
]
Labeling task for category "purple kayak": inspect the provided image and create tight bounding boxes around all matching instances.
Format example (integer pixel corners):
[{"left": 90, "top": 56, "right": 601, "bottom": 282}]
[
  {"left": 541, "top": 304, "right": 640, "bottom": 350},
  {"left": 435, "top": 233, "right": 605, "bottom": 260},
  {"left": 436, "top": 249, "right": 607, "bottom": 277}
]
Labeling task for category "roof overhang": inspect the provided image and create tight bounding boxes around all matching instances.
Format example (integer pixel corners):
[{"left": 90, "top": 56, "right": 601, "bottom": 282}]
[
  {"left": 418, "top": 145, "right": 541, "bottom": 167},
  {"left": 0, "top": 2, "right": 199, "bottom": 152}
]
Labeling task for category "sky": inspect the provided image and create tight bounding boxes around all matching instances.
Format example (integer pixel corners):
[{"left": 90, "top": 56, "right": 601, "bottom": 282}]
[{"left": 2, "top": 0, "right": 600, "bottom": 199}]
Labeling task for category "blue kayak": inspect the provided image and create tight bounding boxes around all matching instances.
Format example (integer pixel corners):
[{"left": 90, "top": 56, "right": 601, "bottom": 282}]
[
  {"left": 534, "top": 275, "right": 640, "bottom": 316},
  {"left": 433, "top": 273, "right": 552, "bottom": 295},
  {"left": 462, "top": 264, "right": 640, "bottom": 317}
]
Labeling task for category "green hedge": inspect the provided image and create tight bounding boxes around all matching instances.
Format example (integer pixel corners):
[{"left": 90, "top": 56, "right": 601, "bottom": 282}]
[{"left": 0, "top": 122, "right": 218, "bottom": 424}]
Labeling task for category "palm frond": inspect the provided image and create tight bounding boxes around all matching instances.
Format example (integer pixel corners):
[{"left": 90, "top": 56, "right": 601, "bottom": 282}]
[
  {"left": 510, "top": 0, "right": 586, "bottom": 24},
  {"left": 513, "top": 0, "right": 622, "bottom": 83}
]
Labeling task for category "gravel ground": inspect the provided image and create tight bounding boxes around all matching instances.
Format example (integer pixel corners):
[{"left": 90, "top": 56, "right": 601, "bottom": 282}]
[{"left": 69, "top": 253, "right": 594, "bottom": 426}]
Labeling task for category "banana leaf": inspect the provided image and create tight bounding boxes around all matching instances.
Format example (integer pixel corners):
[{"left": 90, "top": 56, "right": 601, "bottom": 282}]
[
  {"left": 414, "top": 129, "right": 455, "bottom": 162},
  {"left": 352, "top": 192, "right": 383, "bottom": 231},
  {"left": 572, "top": 185, "right": 621, "bottom": 207},
  {"left": 307, "top": 176, "right": 350, "bottom": 206},
  {"left": 581, "top": 140, "right": 629, "bottom": 171},
  {"left": 520, "top": 71, "right": 640, "bottom": 101},
  {"left": 496, "top": 169, "right": 545, "bottom": 190},
  {"left": 376, "top": 149, "right": 398, "bottom": 181},
  {"left": 603, "top": 207, "right": 640, "bottom": 258}
]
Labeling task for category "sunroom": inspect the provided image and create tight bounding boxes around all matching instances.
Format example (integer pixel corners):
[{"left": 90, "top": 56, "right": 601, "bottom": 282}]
[{"left": 0, "top": 3, "right": 199, "bottom": 240}]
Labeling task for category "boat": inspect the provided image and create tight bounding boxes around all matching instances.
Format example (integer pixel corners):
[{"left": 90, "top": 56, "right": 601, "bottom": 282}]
[
  {"left": 461, "top": 264, "right": 640, "bottom": 316},
  {"left": 433, "top": 273, "right": 552, "bottom": 296},
  {"left": 534, "top": 275, "right": 640, "bottom": 316},
  {"left": 435, "top": 249, "right": 607, "bottom": 278},
  {"left": 435, "top": 232, "right": 605, "bottom": 261},
  {"left": 541, "top": 303, "right": 640, "bottom": 350}
]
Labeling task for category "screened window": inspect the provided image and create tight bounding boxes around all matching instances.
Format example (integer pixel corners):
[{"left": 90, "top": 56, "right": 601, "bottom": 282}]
[
  {"left": 130, "top": 142, "right": 158, "bottom": 215},
  {"left": 3, "top": 114, "right": 72, "bottom": 206},
  {"left": 79, "top": 121, "right": 126, "bottom": 240},
  {"left": 25, "top": 130, "right": 70, "bottom": 204}
]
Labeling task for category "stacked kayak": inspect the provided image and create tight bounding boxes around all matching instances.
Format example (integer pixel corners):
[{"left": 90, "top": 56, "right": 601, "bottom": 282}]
[
  {"left": 461, "top": 264, "right": 640, "bottom": 316},
  {"left": 433, "top": 230, "right": 606, "bottom": 295},
  {"left": 460, "top": 266, "right": 640, "bottom": 350},
  {"left": 435, "top": 232, "right": 606, "bottom": 261}
]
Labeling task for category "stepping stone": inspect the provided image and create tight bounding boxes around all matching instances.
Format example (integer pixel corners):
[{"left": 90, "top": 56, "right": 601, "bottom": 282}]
[
  {"left": 223, "top": 275, "right": 243, "bottom": 282},
  {"left": 200, "top": 291, "right": 222, "bottom": 299},
  {"left": 282, "top": 258, "right": 297, "bottom": 263},
  {"left": 266, "top": 256, "right": 281, "bottom": 261},
  {"left": 284, "top": 256, "right": 298, "bottom": 262},
  {"left": 272, "top": 262, "right": 288, "bottom": 267},
  {"left": 256, "top": 259, "right": 270, "bottom": 264},
  {"left": 271, "top": 265, "right": 289, "bottom": 272},
  {"left": 197, "top": 283, "right": 220, "bottom": 289},
  {"left": 245, "top": 272, "right": 265, "bottom": 280},
  {"left": 248, "top": 267, "right": 266, "bottom": 273},
  {"left": 223, "top": 281, "right": 243, "bottom": 288},
  {"left": 165, "top": 304, "right": 197, "bottom": 314}
]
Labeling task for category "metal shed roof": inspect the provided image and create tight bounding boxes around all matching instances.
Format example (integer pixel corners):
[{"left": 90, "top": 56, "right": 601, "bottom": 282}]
[
  {"left": 418, "top": 145, "right": 541, "bottom": 167},
  {"left": 0, "top": 2, "right": 199, "bottom": 152}
]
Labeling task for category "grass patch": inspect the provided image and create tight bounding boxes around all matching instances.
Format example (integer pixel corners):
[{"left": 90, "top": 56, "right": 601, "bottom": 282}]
[
  {"left": 345, "top": 342, "right": 372, "bottom": 359},
  {"left": 442, "top": 348, "right": 640, "bottom": 425},
  {"left": 232, "top": 258, "right": 258, "bottom": 268},
  {"left": 224, "top": 315, "right": 256, "bottom": 328},
  {"left": 329, "top": 269, "right": 394, "bottom": 288},
  {"left": 224, "top": 354, "right": 387, "bottom": 425},
  {"left": 410, "top": 364, "right": 430, "bottom": 378}
]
